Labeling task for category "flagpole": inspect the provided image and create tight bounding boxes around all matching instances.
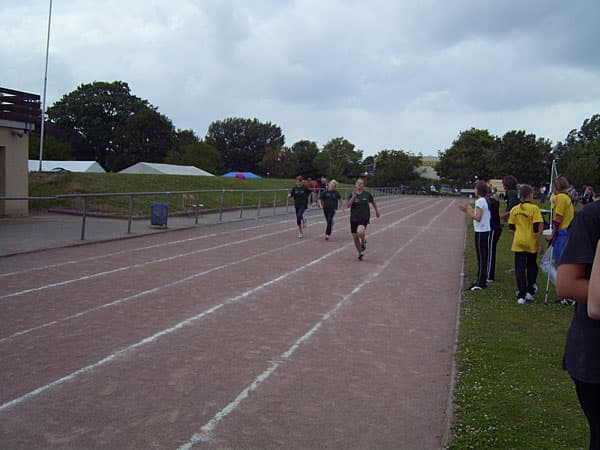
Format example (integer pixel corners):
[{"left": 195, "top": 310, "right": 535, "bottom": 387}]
[
  {"left": 38, "top": 0, "right": 53, "bottom": 172},
  {"left": 544, "top": 158, "right": 558, "bottom": 305}
]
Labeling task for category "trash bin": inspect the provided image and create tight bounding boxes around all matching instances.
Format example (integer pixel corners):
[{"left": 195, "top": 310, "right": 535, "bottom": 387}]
[{"left": 150, "top": 202, "right": 168, "bottom": 227}]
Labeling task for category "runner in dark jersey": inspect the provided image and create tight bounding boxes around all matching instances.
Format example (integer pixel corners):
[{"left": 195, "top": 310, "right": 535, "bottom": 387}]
[
  {"left": 347, "top": 177, "right": 380, "bottom": 260},
  {"left": 288, "top": 176, "right": 312, "bottom": 238},
  {"left": 318, "top": 179, "right": 342, "bottom": 240}
]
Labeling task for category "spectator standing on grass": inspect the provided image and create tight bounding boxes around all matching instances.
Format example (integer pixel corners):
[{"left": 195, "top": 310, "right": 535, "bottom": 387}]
[
  {"left": 318, "top": 179, "right": 342, "bottom": 241},
  {"left": 582, "top": 186, "right": 596, "bottom": 207},
  {"left": 508, "top": 185, "right": 544, "bottom": 305},
  {"left": 556, "top": 199, "right": 600, "bottom": 450},
  {"left": 288, "top": 176, "right": 312, "bottom": 238},
  {"left": 486, "top": 189, "right": 502, "bottom": 282},
  {"left": 347, "top": 177, "right": 380, "bottom": 261},
  {"left": 500, "top": 175, "right": 520, "bottom": 222},
  {"left": 458, "top": 181, "right": 491, "bottom": 291},
  {"left": 547, "top": 176, "right": 574, "bottom": 264}
]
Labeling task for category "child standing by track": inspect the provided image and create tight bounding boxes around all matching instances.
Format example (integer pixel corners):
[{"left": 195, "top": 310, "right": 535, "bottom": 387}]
[{"left": 508, "top": 185, "right": 544, "bottom": 304}]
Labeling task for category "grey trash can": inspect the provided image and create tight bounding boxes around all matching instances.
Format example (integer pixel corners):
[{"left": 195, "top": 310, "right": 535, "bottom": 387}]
[{"left": 150, "top": 202, "right": 168, "bottom": 227}]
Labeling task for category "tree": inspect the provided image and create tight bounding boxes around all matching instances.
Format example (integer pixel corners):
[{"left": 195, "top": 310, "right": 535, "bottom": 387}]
[
  {"left": 555, "top": 114, "right": 600, "bottom": 188},
  {"left": 46, "top": 81, "right": 175, "bottom": 172},
  {"left": 165, "top": 129, "right": 223, "bottom": 174},
  {"left": 290, "top": 140, "right": 319, "bottom": 178},
  {"left": 205, "top": 117, "right": 285, "bottom": 174},
  {"left": 436, "top": 128, "right": 498, "bottom": 185},
  {"left": 109, "top": 107, "right": 176, "bottom": 172},
  {"left": 314, "top": 137, "right": 363, "bottom": 182},
  {"left": 370, "top": 150, "right": 422, "bottom": 187},
  {"left": 489, "top": 130, "right": 549, "bottom": 186},
  {"left": 258, "top": 146, "right": 298, "bottom": 178}
]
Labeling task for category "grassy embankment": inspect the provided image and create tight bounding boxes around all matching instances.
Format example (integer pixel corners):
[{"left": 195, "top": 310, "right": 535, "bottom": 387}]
[
  {"left": 449, "top": 220, "right": 586, "bottom": 448},
  {"left": 28, "top": 173, "right": 354, "bottom": 217}
]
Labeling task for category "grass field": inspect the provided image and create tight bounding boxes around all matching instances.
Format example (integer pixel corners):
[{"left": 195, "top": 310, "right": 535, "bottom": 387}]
[
  {"left": 449, "top": 223, "right": 587, "bottom": 449},
  {"left": 27, "top": 173, "right": 358, "bottom": 216}
]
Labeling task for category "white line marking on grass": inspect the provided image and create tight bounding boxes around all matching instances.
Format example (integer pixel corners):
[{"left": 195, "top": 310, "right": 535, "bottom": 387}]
[
  {"left": 178, "top": 199, "right": 457, "bottom": 448},
  {"left": 0, "top": 198, "right": 440, "bottom": 413}
]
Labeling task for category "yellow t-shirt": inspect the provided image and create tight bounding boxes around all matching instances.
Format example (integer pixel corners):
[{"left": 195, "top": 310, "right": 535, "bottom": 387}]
[
  {"left": 509, "top": 202, "right": 543, "bottom": 253},
  {"left": 553, "top": 192, "right": 574, "bottom": 229}
]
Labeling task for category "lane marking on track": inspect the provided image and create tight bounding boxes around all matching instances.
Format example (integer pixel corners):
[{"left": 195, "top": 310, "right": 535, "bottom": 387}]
[
  {"left": 0, "top": 196, "right": 418, "bottom": 278},
  {"left": 0, "top": 199, "right": 426, "bottom": 300},
  {"left": 0, "top": 198, "right": 444, "bottom": 414},
  {"left": 179, "top": 199, "right": 459, "bottom": 447},
  {"left": 0, "top": 199, "right": 429, "bottom": 342}
]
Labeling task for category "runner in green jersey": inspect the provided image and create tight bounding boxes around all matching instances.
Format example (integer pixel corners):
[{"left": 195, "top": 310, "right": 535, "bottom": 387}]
[{"left": 347, "top": 178, "right": 380, "bottom": 260}]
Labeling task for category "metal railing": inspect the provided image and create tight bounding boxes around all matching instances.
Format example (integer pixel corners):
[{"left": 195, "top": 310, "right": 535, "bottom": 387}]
[{"left": 1, "top": 187, "right": 401, "bottom": 240}]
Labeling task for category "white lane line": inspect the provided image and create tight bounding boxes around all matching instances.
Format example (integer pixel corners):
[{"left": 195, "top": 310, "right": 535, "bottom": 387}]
[
  {"left": 0, "top": 237, "right": 305, "bottom": 343},
  {"left": 0, "top": 199, "right": 440, "bottom": 414},
  {"left": 0, "top": 221, "right": 283, "bottom": 278},
  {"left": 0, "top": 196, "right": 421, "bottom": 278},
  {"left": 178, "top": 199, "right": 458, "bottom": 448},
  {"left": 0, "top": 201, "right": 428, "bottom": 341},
  {"left": 0, "top": 198, "right": 425, "bottom": 300}
]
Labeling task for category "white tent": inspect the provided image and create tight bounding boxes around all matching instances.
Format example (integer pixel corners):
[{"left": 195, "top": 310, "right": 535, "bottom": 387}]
[
  {"left": 28, "top": 160, "right": 106, "bottom": 173},
  {"left": 119, "top": 162, "right": 214, "bottom": 176}
]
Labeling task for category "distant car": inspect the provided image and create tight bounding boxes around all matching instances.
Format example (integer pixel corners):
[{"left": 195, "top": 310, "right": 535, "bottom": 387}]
[
  {"left": 50, "top": 167, "right": 70, "bottom": 172},
  {"left": 440, "top": 185, "right": 454, "bottom": 195}
]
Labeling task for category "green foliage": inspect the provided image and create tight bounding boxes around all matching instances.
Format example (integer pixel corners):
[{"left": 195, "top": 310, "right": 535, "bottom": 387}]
[
  {"left": 290, "top": 140, "right": 319, "bottom": 178},
  {"left": 165, "top": 129, "right": 223, "bottom": 174},
  {"left": 28, "top": 132, "right": 74, "bottom": 161},
  {"left": 490, "top": 131, "right": 551, "bottom": 185},
  {"left": 205, "top": 117, "right": 285, "bottom": 174},
  {"left": 46, "top": 81, "right": 176, "bottom": 172},
  {"left": 370, "top": 149, "right": 421, "bottom": 186},
  {"left": 258, "top": 146, "right": 298, "bottom": 178},
  {"left": 437, "top": 128, "right": 499, "bottom": 185},
  {"left": 450, "top": 227, "right": 586, "bottom": 448},
  {"left": 314, "top": 137, "right": 363, "bottom": 182},
  {"left": 555, "top": 114, "right": 600, "bottom": 188}
]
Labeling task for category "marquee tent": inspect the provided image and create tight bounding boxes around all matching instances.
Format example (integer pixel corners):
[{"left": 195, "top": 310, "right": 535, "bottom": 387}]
[
  {"left": 221, "top": 171, "right": 261, "bottom": 179},
  {"left": 119, "top": 162, "right": 214, "bottom": 176},
  {"left": 28, "top": 160, "right": 106, "bottom": 173}
]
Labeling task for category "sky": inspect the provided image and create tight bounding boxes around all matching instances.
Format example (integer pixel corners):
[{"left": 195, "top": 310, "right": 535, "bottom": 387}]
[{"left": 2, "top": 0, "right": 600, "bottom": 157}]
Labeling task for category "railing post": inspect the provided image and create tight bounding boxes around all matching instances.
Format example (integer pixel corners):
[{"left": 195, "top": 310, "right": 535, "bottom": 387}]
[
  {"left": 127, "top": 194, "right": 134, "bottom": 233},
  {"left": 286, "top": 194, "right": 289, "bottom": 213},
  {"left": 219, "top": 189, "right": 225, "bottom": 222},
  {"left": 80, "top": 196, "right": 87, "bottom": 240},
  {"left": 257, "top": 192, "right": 262, "bottom": 218},
  {"left": 240, "top": 191, "right": 245, "bottom": 218},
  {"left": 195, "top": 192, "right": 200, "bottom": 225},
  {"left": 272, "top": 191, "right": 277, "bottom": 216}
]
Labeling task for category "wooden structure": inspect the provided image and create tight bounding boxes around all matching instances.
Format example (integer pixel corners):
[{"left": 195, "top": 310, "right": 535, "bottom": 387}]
[{"left": 0, "top": 87, "right": 41, "bottom": 216}]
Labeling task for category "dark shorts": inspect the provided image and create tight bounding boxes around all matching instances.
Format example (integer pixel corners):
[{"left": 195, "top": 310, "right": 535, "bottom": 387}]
[{"left": 350, "top": 219, "right": 369, "bottom": 234}]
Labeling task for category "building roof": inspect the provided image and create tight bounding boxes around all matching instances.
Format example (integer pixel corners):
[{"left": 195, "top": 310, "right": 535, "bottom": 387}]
[
  {"left": 119, "top": 162, "right": 214, "bottom": 176},
  {"left": 28, "top": 160, "right": 106, "bottom": 173}
]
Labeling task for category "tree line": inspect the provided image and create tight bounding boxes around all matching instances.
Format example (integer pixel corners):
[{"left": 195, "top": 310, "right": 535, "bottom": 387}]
[{"left": 30, "top": 80, "right": 599, "bottom": 189}]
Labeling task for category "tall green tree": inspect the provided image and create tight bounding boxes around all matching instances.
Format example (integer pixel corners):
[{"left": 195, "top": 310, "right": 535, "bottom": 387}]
[
  {"left": 258, "top": 146, "right": 298, "bottom": 178},
  {"left": 205, "top": 117, "right": 285, "bottom": 174},
  {"left": 109, "top": 107, "right": 176, "bottom": 172},
  {"left": 314, "top": 137, "right": 363, "bottom": 182},
  {"left": 370, "top": 150, "right": 422, "bottom": 186},
  {"left": 46, "top": 81, "right": 175, "bottom": 172},
  {"left": 489, "top": 130, "right": 550, "bottom": 186},
  {"left": 436, "top": 128, "right": 498, "bottom": 185},
  {"left": 289, "top": 140, "right": 319, "bottom": 178},
  {"left": 555, "top": 114, "right": 600, "bottom": 187},
  {"left": 165, "top": 129, "right": 223, "bottom": 174}
]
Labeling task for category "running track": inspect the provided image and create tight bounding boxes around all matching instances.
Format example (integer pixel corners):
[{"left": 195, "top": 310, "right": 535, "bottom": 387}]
[{"left": 0, "top": 196, "right": 465, "bottom": 449}]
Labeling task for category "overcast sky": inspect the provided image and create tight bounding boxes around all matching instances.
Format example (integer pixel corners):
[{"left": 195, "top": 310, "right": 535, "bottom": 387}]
[{"left": 2, "top": 0, "right": 600, "bottom": 156}]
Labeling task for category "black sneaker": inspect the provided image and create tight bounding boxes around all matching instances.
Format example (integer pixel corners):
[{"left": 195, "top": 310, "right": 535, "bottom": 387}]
[
  {"left": 360, "top": 239, "right": 366, "bottom": 251},
  {"left": 358, "top": 252, "right": 364, "bottom": 261}
]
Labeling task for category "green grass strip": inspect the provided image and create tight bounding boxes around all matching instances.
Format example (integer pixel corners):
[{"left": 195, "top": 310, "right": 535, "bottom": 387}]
[{"left": 449, "top": 224, "right": 587, "bottom": 449}]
